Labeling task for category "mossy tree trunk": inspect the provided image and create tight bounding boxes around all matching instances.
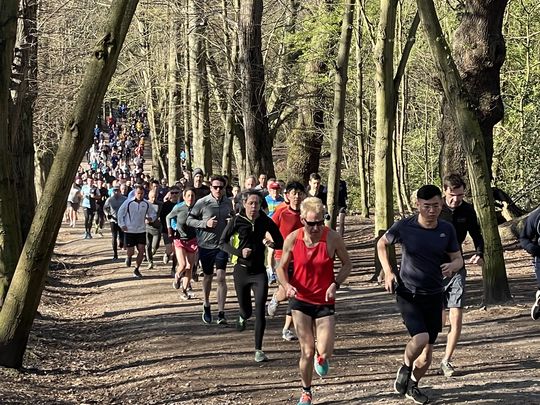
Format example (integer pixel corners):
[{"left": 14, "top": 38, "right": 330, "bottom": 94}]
[
  {"left": 416, "top": 0, "right": 511, "bottom": 304},
  {"left": 0, "top": 0, "right": 139, "bottom": 368}
]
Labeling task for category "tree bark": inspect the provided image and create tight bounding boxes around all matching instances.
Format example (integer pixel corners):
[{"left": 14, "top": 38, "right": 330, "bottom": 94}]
[
  {"left": 9, "top": 0, "right": 38, "bottom": 241},
  {"left": 0, "top": 0, "right": 139, "bottom": 367},
  {"left": 416, "top": 0, "right": 511, "bottom": 304},
  {"left": 167, "top": 5, "right": 180, "bottom": 183},
  {"left": 238, "top": 0, "right": 274, "bottom": 178},
  {"left": 327, "top": 0, "right": 355, "bottom": 229},
  {"left": 438, "top": 0, "right": 508, "bottom": 180},
  {"left": 0, "top": 0, "right": 23, "bottom": 308},
  {"left": 188, "top": 0, "right": 212, "bottom": 174}
]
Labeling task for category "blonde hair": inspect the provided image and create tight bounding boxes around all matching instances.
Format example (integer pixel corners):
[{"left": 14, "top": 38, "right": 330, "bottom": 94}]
[{"left": 300, "top": 197, "right": 325, "bottom": 218}]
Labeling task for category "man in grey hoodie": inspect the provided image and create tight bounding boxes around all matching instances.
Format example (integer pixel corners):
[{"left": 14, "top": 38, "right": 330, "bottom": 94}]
[
  {"left": 104, "top": 186, "right": 127, "bottom": 260},
  {"left": 187, "top": 175, "right": 234, "bottom": 324}
]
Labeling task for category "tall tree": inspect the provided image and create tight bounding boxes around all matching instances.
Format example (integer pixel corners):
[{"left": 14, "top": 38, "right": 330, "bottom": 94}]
[
  {"left": 188, "top": 0, "right": 212, "bottom": 174},
  {"left": 438, "top": 0, "right": 508, "bottom": 180},
  {"left": 0, "top": 0, "right": 139, "bottom": 367},
  {"left": 0, "top": 0, "right": 23, "bottom": 308},
  {"left": 416, "top": 0, "right": 511, "bottom": 304},
  {"left": 327, "top": 0, "right": 355, "bottom": 229},
  {"left": 167, "top": 1, "right": 180, "bottom": 183},
  {"left": 238, "top": 0, "right": 275, "bottom": 178}
]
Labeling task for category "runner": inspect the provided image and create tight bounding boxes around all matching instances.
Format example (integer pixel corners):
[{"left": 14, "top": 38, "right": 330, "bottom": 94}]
[
  {"left": 187, "top": 175, "right": 234, "bottom": 324},
  {"left": 67, "top": 178, "right": 82, "bottom": 227},
  {"left": 268, "top": 181, "right": 306, "bottom": 342},
  {"left": 377, "top": 184, "right": 463, "bottom": 404},
  {"left": 160, "top": 185, "right": 181, "bottom": 269},
  {"left": 145, "top": 190, "right": 162, "bottom": 269},
  {"left": 276, "top": 197, "right": 351, "bottom": 405},
  {"left": 117, "top": 184, "right": 158, "bottom": 278},
  {"left": 519, "top": 205, "right": 540, "bottom": 321},
  {"left": 307, "top": 173, "right": 327, "bottom": 205},
  {"left": 265, "top": 180, "right": 285, "bottom": 284},
  {"left": 81, "top": 177, "right": 100, "bottom": 239},
  {"left": 103, "top": 186, "right": 127, "bottom": 260},
  {"left": 94, "top": 179, "right": 108, "bottom": 236},
  {"left": 167, "top": 186, "right": 198, "bottom": 300},
  {"left": 219, "top": 189, "right": 284, "bottom": 362},
  {"left": 439, "top": 174, "right": 484, "bottom": 376},
  {"left": 192, "top": 168, "right": 210, "bottom": 200}
]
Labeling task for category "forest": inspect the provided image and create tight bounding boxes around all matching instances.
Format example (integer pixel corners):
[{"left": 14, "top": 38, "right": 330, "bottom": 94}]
[{"left": 0, "top": 0, "right": 539, "bottom": 394}]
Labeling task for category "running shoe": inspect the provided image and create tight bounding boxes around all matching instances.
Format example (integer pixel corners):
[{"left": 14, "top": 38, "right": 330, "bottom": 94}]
[
  {"left": 172, "top": 274, "right": 181, "bottom": 290},
  {"left": 297, "top": 390, "right": 312, "bottom": 405},
  {"left": 236, "top": 316, "right": 246, "bottom": 332},
  {"left": 267, "top": 296, "right": 279, "bottom": 317},
  {"left": 440, "top": 359, "right": 455, "bottom": 377},
  {"left": 217, "top": 311, "right": 227, "bottom": 325},
  {"left": 254, "top": 349, "right": 268, "bottom": 363},
  {"left": 163, "top": 253, "right": 169, "bottom": 265},
  {"left": 314, "top": 355, "right": 329, "bottom": 377},
  {"left": 202, "top": 305, "right": 212, "bottom": 324},
  {"left": 112, "top": 255, "right": 118, "bottom": 261},
  {"left": 394, "top": 364, "right": 411, "bottom": 395},
  {"left": 269, "top": 272, "right": 277, "bottom": 285},
  {"left": 405, "top": 381, "right": 429, "bottom": 404},
  {"left": 531, "top": 289, "right": 540, "bottom": 320},
  {"left": 180, "top": 289, "right": 190, "bottom": 301},
  {"left": 282, "top": 328, "right": 297, "bottom": 341},
  {"left": 147, "top": 261, "right": 154, "bottom": 270},
  {"left": 125, "top": 256, "right": 132, "bottom": 267},
  {"left": 133, "top": 268, "right": 143, "bottom": 279}
]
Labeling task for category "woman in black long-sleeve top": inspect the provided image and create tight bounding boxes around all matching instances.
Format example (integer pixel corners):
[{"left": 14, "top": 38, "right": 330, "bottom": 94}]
[{"left": 219, "top": 189, "right": 284, "bottom": 363}]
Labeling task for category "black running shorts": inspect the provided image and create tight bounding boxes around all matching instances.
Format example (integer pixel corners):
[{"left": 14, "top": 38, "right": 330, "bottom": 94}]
[
  {"left": 289, "top": 297, "right": 335, "bottom": 320},
  {"left": 396, "top": 290, "right": 443, "bottom": 344},
  {"left": 124, "top": 232, "right": 146, "bottom": 248},
  {"left": 199, "top": 247, "right": 228, "bottom": 275}
]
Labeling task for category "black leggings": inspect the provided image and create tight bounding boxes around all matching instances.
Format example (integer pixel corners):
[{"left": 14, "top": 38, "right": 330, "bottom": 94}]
[
  {"left": 233, "top": 265, "right": 268, "bottom": 350},
  {"left": 110, "top": 222, "right": 125, "bottom": 255},
  {"left": 146, "top": 227, "right": 161, "bottom": 264},
  {"left": 84, "top": 208, "right": 94, "bottom": 234}
]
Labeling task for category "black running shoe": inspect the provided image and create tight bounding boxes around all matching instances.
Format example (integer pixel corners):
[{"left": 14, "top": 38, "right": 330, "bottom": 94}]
[
  {"left": 202, "top": 305, "right": 212, "bottom": 324},
  {"left": 133, "top": 268, "right": 143, "bottom": 279},
  {"left": 125, "top": 256, "right": 132, "bottom": 267},
  {"left": 394, "top": 364, "right": 411, "bottom": 395},
  {"left": 405, "top": 381, "right": 429, "bottom": 404},
  {"left": 217, "top": 311, "right": 227, "bottom": 325}
]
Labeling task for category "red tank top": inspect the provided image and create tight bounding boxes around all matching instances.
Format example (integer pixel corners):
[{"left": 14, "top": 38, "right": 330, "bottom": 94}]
[
  {"left": 290, "top": 227, "right": 335, "bottom": 305},
  {"left": 273, "top": 205, "right": 303, "bottom": 261}
]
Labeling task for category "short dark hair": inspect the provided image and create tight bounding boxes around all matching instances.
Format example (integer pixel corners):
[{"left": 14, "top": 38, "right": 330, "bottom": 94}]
[
  {"left": 134, "top": 184, "right": 144, "bottom": 191},
  {"left": 309, "top": 173, "right": 322, "bottom": 181},
  {"left": 285, "top": 181, "right": 306, "bottom": 194},
  {"left": 241, "top": 189, "right": 263, "bottom": 204},
  {"left": 443, "top": 174, "right": 466, "bottom": 191},
  {"left": 183, "top": 185, "right": 194, "bottom": 194},
  {"left": 210, "top": 175, "right": 226, "bottom": 185},
  {"left": 416, "top": 184, "right": 441, "bottom": 200}
]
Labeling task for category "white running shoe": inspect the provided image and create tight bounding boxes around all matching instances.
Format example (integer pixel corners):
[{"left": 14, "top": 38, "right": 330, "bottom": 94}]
[{"left": 267, "top": 297, "right": 279, "bottom": 317}]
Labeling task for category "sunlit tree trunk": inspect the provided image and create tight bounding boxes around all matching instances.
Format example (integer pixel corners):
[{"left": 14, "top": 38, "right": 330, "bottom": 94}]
[
  {"left": 167, "top": 3, "right": 180, "bottom": 183},
  {"left": 0, "top": 0, "right": 139, "bottom": 368}
]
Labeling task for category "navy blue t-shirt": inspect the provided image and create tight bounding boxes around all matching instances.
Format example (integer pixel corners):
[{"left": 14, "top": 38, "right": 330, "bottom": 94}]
[{"left": 385, "top": 215, "right": 460, "bottom": 294}]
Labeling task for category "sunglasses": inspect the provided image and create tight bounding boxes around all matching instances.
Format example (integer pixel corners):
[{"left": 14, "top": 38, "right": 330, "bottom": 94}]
[
  {"left": 303, "top": 219, "right": 325, "bottom": 227},
  {"left": 211, "top": 185, "right": 224, "bottom": 190}
]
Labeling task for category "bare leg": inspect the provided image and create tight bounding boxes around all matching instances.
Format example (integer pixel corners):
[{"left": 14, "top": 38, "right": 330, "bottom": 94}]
[
  {"left": 315, "top": 315, "right": 336, "bottom": 361},
  {"left": 216, "top": 268, "right": 227, "bottom": 312},
  {"left": 202, "top": 274, "right": 213, "bottom": 307},
  {"left": 443, "top": 308, "right": 462, "bottom": 362},
  {"left": 404, "top": 332, "right": 430, "bottom": 368},
  {"left": 292, "top": 310, "right": 316, "bottom": 388},
  {"left": 135, "top": 243, "right": 145, "bottom": 267},
  {"left": 412, "top": 344, "right": 434, "bottom": 382}
]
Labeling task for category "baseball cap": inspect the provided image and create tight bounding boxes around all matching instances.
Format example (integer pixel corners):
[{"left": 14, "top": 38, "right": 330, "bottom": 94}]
[{"left": 268, "top": 181, "right": 281, "bottom": 190}]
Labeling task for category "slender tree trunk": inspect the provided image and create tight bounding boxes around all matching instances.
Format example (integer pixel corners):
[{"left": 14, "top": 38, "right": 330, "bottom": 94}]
[
  {"left": 356, "top": 0, "right": 369, "bottom": 218},
  {"left": 188, "top": 0, "right": 212, "bottom": 174},
  {"left": 327, "top": 0, "right": 355, "bottom": 229},
  {"left": 0, "top": 0, "right": 139, "bottom": 367},
  {"left": 416, "top": 0, "right": 511, "bottom": 304},
  {"left": 0, "top": 0, "right": 23, "bottom": 308},
  {"left": 181, "top": 10, "right": 192, "bottom": 172},
  {"left": 167, "top": 5, "right": 179, "bottom": 183},
  {"left": 438, "top": 0, "right": 508, "bottom": 180},
  {"left": 238, "top": 0, "right": 274, "bottom": 178},
  {"left": 9, "top": 0, "right": 37, "bottom": 241}
]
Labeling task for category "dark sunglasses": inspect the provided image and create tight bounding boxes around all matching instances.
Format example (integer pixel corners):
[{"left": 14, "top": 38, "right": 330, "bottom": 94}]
[
  {"left": 211, "top": 185, "right": 224, "bottom": 190},
  {"left": 303, "top": 219, "right": 325, "bottom": 227}
]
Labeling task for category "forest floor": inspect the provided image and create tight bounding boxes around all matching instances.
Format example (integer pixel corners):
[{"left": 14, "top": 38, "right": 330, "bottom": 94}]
[{"left": 1, "top": 216, "right": 539, "bottom": 404}]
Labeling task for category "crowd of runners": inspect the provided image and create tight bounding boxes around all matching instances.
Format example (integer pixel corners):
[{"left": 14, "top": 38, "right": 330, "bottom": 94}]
[{"left": 63, "top": 103, "right": 540, "bottom": 405}]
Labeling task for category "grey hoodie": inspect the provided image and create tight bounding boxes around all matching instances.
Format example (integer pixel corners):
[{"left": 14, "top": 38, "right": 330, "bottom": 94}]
[
  {"left": 103, "top": 194, "right": 127, "bottom": 223},
  {"left": 186, "top": 193, "right": 234, "bottom": 249}
]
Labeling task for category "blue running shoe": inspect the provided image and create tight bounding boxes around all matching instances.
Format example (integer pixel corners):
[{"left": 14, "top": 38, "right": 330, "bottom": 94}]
[
  {"left": 314, "top": 355, "right": 329, "bottom": 377},
  {"left": 297, "top": 390, "right": 312, "bottom": 405}
]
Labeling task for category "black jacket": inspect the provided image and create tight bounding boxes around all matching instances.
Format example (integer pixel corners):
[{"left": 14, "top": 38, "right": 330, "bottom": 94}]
[
  {"left": 440, "top": 200, "right": 484, "bottom": 256},
  {"left": 219, "top": 211, "right": 283, "bottom": 273},
  {"left": 520, "top": 206, "right": 540, "bottom": 257}
]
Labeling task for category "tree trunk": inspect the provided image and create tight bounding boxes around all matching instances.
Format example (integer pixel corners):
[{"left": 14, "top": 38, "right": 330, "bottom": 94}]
[
  {"left": 0, "top": 0, "right": 23, "bottom": 308},
  {"left": 9, "top": 0, "right": 38, "bottom": 241},
  {"left": 167, "top": 6, "right": 180, "bottom": 183},
  {"left": 438, "top": 0, "right": 508, "bottom": 180},
  {"left": 188, "top": 0, "right": 212, "bottom": 174},
  {"left": 327, "top": 0, "right": 355, "bottom": 229},
  {"left": 416, "top": 0, "right": 511, "bottom": 304},
  {"left": 238, "top": 0, "right": 274, "bottom": 178},
  {"left": 356, "top": 0, "right": 369, "bottom": 218},
  {"left": 0, "top": 0, "right": 139, "bottom": 368}
]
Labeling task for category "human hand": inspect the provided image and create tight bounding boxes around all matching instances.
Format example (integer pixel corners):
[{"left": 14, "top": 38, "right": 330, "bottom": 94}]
[
  {"left": 242, "top": 247, "right": 252, "bottom": 258},
  {"left": 468, "top": 254, "right": 484, "bottom": 266},
  {"left": 384, "top": 271, "right": 397, "bottom": 294},
  {"left": 206, "top": 216, "right": 217, "bottom": 228},
  {"left": 441, "top": 263, "right": 455, "bottom": 278},
  {"left": 285, "top": 284, "right": 297, "bottom": 298},
  {"left": 325, "top": 283, "right": 337, "bottom": 302}
]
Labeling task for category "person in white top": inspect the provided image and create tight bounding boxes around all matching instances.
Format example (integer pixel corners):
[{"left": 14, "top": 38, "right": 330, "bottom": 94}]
[{"left": 117, "top": 184, "right": 157, "bottom": 278}]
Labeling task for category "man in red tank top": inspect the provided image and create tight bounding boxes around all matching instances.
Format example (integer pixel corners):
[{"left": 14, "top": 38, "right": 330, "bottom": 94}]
[{"left": 276, "top": 197, "right": 351, "bottom": 405}]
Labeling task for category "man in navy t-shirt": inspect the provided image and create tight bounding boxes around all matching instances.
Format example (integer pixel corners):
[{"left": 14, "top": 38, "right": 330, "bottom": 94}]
[{"left": 377, "top": 184, "right": 463, "bottom": 405}]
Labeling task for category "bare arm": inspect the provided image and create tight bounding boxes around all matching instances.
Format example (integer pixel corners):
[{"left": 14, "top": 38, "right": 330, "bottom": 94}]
[
  {"left": 441, "top": 250, "right": 464, "bottom": 278},
  {"left": 377, "top": 235, "right": 396, "bottom": 293},
  {"left": 325, "top": 231, "right": 352, "bottom": 301},
  {"left": 275, "top": 231, "right": 298, "bottom": 297}
]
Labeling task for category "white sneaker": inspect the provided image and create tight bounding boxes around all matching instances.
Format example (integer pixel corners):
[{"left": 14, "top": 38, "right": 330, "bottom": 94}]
[
  {"left": 267, "top": 297, "right": 279, "bottom": 317},
  {"left": 282, "top": 328, "right": 298, "bottom": 341},
  {"left": 532, "top": 290, "right": 540, "bottom": 320}
]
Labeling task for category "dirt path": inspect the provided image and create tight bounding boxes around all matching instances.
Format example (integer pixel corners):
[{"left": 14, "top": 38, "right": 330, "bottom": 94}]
[{"left": 1, "top": 217, "right": 540, "bottom": 404}]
